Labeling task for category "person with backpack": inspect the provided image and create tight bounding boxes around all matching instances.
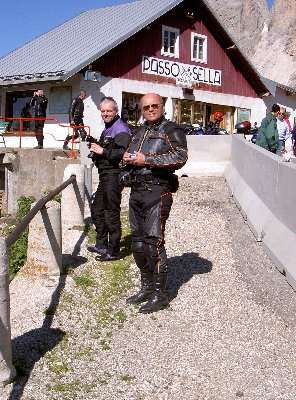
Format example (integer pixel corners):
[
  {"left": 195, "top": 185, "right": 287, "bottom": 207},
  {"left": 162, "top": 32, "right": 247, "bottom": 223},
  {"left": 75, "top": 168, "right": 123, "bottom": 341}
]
[{"left": 123, "top": 93, "right": 188, "bottom": 313}]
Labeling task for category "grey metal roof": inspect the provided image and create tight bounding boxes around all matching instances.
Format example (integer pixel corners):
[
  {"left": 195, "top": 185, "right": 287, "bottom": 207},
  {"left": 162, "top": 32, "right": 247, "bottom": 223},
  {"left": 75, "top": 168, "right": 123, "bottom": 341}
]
[
  {"left": 0, "top": 0, "right": 183, "bottom": 85},
  {"left": 262, "top": 77, "right": 296, "bottom": 97},
  {"left": 0, "top": 0, "right": 270, "bottom": 95}
]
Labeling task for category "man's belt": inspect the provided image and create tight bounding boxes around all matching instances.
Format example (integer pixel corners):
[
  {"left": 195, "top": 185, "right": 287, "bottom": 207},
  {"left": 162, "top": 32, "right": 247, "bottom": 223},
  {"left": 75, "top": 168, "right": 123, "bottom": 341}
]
[{"left": 132, "top": 174, "right": 172, "bottom": 185}]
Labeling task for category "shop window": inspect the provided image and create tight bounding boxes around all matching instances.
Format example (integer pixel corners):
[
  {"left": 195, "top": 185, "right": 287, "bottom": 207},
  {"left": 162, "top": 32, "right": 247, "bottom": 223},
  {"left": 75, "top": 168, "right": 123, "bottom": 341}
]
[
  {"left": 191, "top": 33, "right": 207, "bottom": 63},
  {"left": 173, "top": 99, "right": 204, "bottom": 126},
  {"left": 122, "top": 93, "right": 143, "bottom": 130},
  {"left": 161, "top": 26, "right": 180, "bottom": 58},
  {"left": 237, "top": 108, "right": 251, "bottom": 123}
]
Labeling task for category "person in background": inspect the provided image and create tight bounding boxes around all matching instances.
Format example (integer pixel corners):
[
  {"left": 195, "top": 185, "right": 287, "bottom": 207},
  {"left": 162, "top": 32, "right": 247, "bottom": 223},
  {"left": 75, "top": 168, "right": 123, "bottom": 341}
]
[
  {"left": 88, "top": 97, "right": 131, "bottom": 261},
  {"left": 256, "top": 104, "right": 280, "bottom": 153},
  {"left": 21, "top": 102, "right": 31, "bottom": 131},
  {"left": 63, "top": 89, "right": 87, "bottom": 150},
  {"left": 280, "top": 107, "right": 292, "bottom": 133},
  {"left": 123, "top": 93, "right": 188, "bottom": 314},
  {"left": 276, "top": 110, "right": 290, "bottom": 156},
  {"left": 30, "top": 89, "right": 48, "bottom": 149},
  {"left": 291, "top": 122, "right": 296, "bottom": 156}
]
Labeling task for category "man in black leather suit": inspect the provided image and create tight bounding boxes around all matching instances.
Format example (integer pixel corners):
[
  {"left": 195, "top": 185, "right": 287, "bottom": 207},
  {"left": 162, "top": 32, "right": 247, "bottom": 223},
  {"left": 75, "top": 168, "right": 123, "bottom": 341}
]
[
  {"left": 89, "top": 97, "right": 131, "bottom": 261},
  {"left": 30, "top": 88, "right": 48, "bottom": 149},
  {"left": 123, "top": 93, "right": 188, "bottom": 313},
  {"left": 63, "top": 89, "right": 87, "bottom": 150}
]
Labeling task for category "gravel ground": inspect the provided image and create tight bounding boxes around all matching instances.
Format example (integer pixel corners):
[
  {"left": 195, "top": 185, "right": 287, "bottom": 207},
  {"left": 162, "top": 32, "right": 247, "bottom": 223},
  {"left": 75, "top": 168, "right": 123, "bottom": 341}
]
[{"left": 2, "top": 176, "right": 296, "bottom": 400}]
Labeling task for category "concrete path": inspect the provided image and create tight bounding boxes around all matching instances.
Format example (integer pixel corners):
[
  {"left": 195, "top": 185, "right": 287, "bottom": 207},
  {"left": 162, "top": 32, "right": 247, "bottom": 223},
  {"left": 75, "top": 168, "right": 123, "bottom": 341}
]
[{"left": 2, "top": 176, "right": 296, "bottom": 400}]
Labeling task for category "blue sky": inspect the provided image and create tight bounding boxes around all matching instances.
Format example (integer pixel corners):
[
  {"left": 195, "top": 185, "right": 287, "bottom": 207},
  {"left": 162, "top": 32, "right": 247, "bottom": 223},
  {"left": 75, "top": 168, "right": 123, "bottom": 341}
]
[{"left": 0, "top": 0, "right": 275, "bottom": 58}]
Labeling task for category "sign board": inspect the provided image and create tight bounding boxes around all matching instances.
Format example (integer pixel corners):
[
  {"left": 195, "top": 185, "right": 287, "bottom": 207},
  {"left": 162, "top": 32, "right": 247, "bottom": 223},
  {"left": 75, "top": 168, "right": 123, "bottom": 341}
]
[{"left": 142, "top": 56, "right": 221, "bottom": 87}]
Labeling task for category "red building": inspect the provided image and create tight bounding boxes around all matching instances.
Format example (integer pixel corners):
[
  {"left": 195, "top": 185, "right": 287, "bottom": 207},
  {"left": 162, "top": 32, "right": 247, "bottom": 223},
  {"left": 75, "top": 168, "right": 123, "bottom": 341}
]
[{"left": 0, "top": 0, "right": 272, "bottom": 145}]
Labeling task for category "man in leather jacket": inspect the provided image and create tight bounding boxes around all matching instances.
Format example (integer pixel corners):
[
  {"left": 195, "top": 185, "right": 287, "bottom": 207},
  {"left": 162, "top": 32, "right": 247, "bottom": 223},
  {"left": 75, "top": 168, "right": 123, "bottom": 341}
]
[
  {"left": 30, "top": 88, "right": 48, "bottom": 149},
  {"left": 123, "top": 93, "right": 188, "bottom": 313},
  {"left": 63, "top": 89, "right": 87, "bottom": 150},
  {"left": 88, "top": 97, "right": 131, "bottom": 261}
]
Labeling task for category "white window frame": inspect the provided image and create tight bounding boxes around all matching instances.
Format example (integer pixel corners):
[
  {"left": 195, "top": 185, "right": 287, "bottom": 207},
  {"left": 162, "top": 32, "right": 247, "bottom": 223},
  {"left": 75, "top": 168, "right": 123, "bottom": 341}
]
[
  {"left": 191, "top": 33, "right": 207, "bottom": 63},
  {"left": 161, "top": 25, "right": 180, "bottom": 58}
]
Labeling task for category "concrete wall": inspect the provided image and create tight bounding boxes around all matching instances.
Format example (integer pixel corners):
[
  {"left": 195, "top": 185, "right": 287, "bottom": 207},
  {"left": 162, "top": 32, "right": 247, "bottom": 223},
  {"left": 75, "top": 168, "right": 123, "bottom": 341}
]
[
  {"left": 177, "top": 135, "right": 232, "bottom": 176},
  {"left": 0, "top": 149, "right": 79, "bottom": 214},
  {"left": 225, "top": 135, "right": 296, "bottom": 290}
]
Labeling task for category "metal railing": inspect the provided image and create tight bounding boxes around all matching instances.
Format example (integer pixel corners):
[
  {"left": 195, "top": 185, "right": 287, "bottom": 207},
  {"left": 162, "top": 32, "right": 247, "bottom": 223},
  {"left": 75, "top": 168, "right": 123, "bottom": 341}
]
[
  {"left": 0, "top": 163, "right": 86, "bottom": 385},
  {"left": 6, "top": 174, "right": 76, "bottom": 248},
  {"left": 0, "top": 116, "right": 91, "bottom": 159}
]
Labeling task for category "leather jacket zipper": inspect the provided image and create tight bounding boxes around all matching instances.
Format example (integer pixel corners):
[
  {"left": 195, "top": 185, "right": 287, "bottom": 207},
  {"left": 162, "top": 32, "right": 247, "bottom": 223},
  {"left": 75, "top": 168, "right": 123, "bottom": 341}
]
[{"left": 138, "top": 128, "right": 150, "bottom": 153}]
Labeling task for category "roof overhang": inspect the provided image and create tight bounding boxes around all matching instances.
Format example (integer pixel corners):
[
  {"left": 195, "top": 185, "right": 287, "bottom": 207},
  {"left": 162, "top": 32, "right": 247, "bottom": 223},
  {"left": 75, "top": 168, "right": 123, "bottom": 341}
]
[{"left": 0, "top": 71, "right": 65, "bottom": 87}]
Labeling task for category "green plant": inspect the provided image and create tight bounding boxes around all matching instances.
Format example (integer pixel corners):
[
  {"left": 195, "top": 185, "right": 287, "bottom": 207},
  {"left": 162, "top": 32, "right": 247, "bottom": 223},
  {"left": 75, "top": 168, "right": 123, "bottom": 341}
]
[
  {"left": 120, "top": 375, "right": 135, "bottom": 382},
  {"left": 74, "top": 273, "right": 94, "bottom": 287},
  {"left": 8, "top": 196, "right": 35, "bottom": 280}
]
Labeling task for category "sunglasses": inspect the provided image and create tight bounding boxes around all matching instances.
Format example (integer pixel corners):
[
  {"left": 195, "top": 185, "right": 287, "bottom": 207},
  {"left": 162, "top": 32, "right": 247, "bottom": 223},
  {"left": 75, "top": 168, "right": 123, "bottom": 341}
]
[{"left": 142, "top": 103, "right": 162, "bottom": 112}]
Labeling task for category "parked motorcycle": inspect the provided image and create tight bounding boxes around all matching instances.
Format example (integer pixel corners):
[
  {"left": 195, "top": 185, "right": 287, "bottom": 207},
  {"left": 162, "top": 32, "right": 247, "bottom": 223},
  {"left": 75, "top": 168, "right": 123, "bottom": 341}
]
[
  {"left": 205, "top": 111, "right": 228, "bottom": 135},
  {"left": 182, "top": 122, "right": 204, "bottom": 135},
  {"left": 235, "top": 121, "right": 258, "bottom": 143}
]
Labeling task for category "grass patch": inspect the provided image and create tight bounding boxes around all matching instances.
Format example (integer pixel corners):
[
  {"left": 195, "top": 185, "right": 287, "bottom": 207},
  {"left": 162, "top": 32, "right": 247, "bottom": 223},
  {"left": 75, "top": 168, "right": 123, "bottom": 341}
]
[
  {"left": 42, "top": 211, "right": 136, "bottom": 397},
  {"left": 8, "top": 196, "right": 35, "bottom": 280},
  {"left": 74, "top": 273, "right": 94, "bottom": 287},
  {"left": 120, "top": 375, "right": 135, "bottom": 382}
]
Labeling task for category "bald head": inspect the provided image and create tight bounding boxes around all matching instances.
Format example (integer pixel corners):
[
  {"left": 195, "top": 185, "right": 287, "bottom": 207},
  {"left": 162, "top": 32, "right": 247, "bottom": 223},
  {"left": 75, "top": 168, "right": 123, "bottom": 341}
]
[{"left": 140, "top": 93, "right": 164, "bottom": 125}]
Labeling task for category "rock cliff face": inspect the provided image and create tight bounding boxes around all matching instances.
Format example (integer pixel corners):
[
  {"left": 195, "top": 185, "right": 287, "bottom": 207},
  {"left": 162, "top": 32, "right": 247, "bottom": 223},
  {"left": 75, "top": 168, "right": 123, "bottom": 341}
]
[{"left": 207, "top": 0, "right": 296, "bottom": 89}]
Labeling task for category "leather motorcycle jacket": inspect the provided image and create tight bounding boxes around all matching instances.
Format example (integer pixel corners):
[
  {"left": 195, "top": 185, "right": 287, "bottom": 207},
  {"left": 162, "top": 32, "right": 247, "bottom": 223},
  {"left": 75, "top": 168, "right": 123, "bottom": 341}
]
[
  {"left": 128, "top": 117, "right": 188, "bottom": 176},
  {"left": 30, "top": 95, "right": 48, "bottom": 117},
  {"left": 69, "top": 96, "right": 84, "bottom": 120}
]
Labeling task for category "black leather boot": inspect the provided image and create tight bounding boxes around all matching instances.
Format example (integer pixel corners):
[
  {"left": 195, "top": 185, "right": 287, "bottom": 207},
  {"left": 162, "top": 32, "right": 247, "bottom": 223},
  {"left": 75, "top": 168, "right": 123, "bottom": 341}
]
[
  {"left": 139, "top": 272, "right": 169, "bottom": 313},
  {"left": 126, "top": 269, "right": 154, "bottom": 305}
]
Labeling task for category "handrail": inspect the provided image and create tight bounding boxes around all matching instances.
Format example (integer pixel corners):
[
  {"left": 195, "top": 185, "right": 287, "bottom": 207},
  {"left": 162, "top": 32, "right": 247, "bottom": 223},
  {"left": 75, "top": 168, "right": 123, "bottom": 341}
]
[
  {"left": 5, "top": 174, "right": 76, "bottom": 248},
  {"left": 0, "top": 116, "right": 91, "bottom": 159}
]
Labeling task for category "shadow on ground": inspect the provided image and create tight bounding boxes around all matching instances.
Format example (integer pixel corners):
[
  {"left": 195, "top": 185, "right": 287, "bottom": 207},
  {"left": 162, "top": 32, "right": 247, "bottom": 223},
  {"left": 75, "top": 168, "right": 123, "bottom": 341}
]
[
  {"left": 167, "top": 252, "right": 212, "bottom": 301},
  {"left": 8, "top": 247, "right": 85, "bottom": 400}
]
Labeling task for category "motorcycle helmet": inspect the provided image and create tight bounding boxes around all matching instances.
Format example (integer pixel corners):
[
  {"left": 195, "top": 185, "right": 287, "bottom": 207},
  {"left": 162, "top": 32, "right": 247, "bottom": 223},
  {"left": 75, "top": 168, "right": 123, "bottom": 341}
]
[
  {"left": 213, "top": 111, "right": 224, "bottom": 121},
  {"left": 235, "top": 121, "right": 251, "bottom": 133}
]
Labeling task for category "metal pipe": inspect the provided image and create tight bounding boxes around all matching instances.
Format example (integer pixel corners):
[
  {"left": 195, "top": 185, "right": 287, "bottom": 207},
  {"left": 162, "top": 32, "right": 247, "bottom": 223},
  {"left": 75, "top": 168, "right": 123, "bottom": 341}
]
[{"left": 5, "top": 174, "right": 76, "bottom": 248}]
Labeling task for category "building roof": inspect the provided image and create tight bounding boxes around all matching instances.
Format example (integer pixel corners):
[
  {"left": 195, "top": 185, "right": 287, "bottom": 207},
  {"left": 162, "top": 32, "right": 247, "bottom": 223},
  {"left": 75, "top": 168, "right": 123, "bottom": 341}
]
[
  {"left": 0, "top": 0, "right": 270, "bottom": 95},
  {"left": 0, "top": 0, "right": 182, "bottom": 85}
]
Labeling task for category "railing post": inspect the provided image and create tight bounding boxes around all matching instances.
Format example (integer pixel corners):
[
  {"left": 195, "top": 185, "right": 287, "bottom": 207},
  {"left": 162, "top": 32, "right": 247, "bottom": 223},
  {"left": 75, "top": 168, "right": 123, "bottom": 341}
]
[
  {"left": 0, "top": 239, "right": 16, "bottom": 385},
  {"left": 80, "top": 141, "right": 93, "bottom": 208},
  {"left": 61, "top": 165, "right": 85, "bottom": 229},
  {"left": 23, "top": 201, "right": 62, "bottom": 276}
]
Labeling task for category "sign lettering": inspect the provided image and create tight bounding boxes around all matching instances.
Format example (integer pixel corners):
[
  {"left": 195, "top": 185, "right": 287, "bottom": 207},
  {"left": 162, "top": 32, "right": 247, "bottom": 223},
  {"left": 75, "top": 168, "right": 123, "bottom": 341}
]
[{"left": 142, "top": 56, "right": 222, "bottom": 87}]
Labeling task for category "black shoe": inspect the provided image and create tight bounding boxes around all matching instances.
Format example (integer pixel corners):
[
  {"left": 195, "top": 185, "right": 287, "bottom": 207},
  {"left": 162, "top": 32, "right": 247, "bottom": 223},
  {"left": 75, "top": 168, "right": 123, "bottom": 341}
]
[
  {"left": 138, "top": 272, "right": 169, "bottom": 313},
  {"left": 87, "top": 245, "right": 107, "bottom": 255},
  {"left": 96, "top": 253, "right": 121, "bottom": 262},
  {"left": 126, "top": 288, "right": 154, "bottom": 305},
  {"left": 34, "top": 145, "right": 43, "bottom": 149},
  {"left": 138, "top": 292, "right": 169, "bottom": 313},
  {"left": 126, "top": 269, "right": 154, "bottom": 305},
  {"left": 63, "top": 145, "right": 71, "bottom": 150}
]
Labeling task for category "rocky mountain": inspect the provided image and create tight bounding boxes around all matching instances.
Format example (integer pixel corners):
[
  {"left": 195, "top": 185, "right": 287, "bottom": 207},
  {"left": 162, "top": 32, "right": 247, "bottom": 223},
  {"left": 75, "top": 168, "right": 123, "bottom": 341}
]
[{"left": 207, "top": 0, "right": 296, "bottom": 89}]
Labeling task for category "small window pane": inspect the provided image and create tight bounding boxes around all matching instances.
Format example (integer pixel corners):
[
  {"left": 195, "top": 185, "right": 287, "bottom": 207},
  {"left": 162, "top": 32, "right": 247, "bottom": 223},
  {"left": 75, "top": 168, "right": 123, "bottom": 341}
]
[
  {"left": 169, "top": 32, "right": 176, "bottom": 53},
  {"left": 164, "top": 31, "right": 169, "bottom": 52}
]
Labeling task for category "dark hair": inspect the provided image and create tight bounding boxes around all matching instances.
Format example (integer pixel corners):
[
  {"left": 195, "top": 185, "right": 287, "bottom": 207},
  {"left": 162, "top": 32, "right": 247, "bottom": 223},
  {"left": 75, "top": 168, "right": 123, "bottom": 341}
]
[{"left": 271, "top": 104, "right": 280, "bottom": 113}]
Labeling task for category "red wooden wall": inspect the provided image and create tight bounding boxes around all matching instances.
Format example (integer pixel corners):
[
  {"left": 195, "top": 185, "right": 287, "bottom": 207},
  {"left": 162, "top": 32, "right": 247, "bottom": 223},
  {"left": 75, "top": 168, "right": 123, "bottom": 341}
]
[{"left": 92, "top": 0, "right": 259, "bottom": 98}]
